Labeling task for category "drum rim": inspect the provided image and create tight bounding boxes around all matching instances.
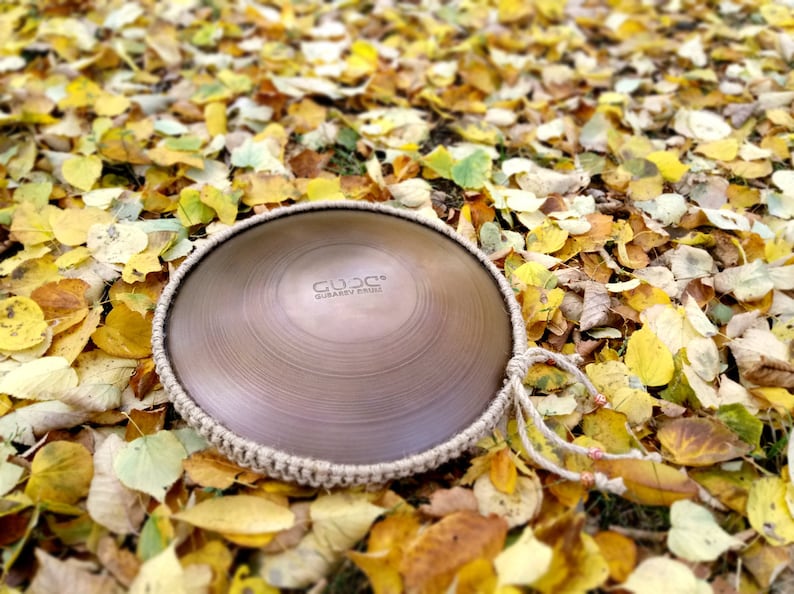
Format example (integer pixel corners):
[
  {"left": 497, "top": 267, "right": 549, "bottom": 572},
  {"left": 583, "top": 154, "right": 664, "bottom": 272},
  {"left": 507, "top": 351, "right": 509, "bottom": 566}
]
[{"left": 152, "top": 200, "right": 528, "bottom": 486}]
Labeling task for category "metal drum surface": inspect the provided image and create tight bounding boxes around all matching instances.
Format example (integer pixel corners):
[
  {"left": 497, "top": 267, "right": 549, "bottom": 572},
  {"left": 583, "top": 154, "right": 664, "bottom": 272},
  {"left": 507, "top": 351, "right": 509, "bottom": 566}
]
[{"left": 156, "top": 203, "right": 514, "bottom": 467}]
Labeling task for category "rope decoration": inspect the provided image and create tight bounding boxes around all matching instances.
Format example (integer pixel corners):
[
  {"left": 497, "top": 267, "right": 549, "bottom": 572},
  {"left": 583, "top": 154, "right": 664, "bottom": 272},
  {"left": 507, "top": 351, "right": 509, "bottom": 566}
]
[
  {"left": 506, "top": 348, "right": 661, "bottom": 496},
  {"left": 153, "top": 201, "right": 659, "bottom": 490}
]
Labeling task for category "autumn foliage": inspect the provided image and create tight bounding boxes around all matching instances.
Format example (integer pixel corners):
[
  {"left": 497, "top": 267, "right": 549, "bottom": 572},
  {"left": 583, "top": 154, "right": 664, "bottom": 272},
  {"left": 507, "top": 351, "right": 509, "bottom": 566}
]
[{"left": 1, "top": 0, "right": 794, "bottom": 593}]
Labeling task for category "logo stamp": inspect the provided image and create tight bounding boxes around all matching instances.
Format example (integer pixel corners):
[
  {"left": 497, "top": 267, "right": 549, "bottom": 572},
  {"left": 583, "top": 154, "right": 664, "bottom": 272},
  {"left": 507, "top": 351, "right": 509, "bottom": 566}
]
[{"left": 313, "top": 275, "right": 387, "bottom": 300}]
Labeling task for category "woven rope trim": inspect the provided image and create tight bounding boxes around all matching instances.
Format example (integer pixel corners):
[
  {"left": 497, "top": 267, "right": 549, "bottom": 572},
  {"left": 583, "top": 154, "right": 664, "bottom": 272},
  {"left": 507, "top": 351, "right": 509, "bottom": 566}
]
[{"left": 152, "top": 201, "right": 528, "bottom": 487}]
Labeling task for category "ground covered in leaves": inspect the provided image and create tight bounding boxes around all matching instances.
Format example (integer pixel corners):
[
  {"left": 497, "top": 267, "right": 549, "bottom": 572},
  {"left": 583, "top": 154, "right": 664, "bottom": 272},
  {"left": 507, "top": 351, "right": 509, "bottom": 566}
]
[{"left": 1, "top": 0, "right": 794, "bottom": 592}]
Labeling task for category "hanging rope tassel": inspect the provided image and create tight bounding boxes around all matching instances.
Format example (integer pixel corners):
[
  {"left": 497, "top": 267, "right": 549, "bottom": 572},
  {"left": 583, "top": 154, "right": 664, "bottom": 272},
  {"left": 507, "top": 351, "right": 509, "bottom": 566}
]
[{"left": 506, "top": 348, "right": 662, "bottom": 495}]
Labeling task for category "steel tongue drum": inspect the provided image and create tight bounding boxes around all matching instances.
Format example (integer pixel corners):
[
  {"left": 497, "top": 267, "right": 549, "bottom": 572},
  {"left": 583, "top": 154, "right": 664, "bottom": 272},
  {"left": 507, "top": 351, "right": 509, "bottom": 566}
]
[{"left": 152, "top": 201, "right": 525, "bottom": 486}]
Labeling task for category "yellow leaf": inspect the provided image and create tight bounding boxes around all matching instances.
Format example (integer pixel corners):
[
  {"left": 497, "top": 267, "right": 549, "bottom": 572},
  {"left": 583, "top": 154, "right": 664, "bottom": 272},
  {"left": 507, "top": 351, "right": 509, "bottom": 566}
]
[
  {"left": 525, "top": 220, "right": 568, "bottom": 254},
  {"left": 345, "top": 40, "right": 379, "bottom": 79},
  {"left": 454, "top": 558, "right": 497, "bottom": 594},
  {"left": 306, "top": 177, "right": 345, "bottom": 201},
  {"left": 594, "top": 458, "right": 698, "bottom": 506},
  {"left": 204, "top": 102, "right": 227, "bottom": 136},
  {"left": 498, "top": 0, "right": 533, "bottom": 23},
  {"left": 645, "top": 151, "right": 689, "bottom": 182},
  {"left": 489, "top": 447, "right": 517, "bottom": 494},
  {"left": 95, "top": 94, "right": 130, "bottom": 117},
  {"left": 761, "top": 3, "right": 794, "bottom": 26},
  {"left": 58, "top": 77, "right": 103, "bottom": 109},
  {"left": 593, "top": 530, "right": 637, "bottom": 583},
  {"left": 91, "top": 304, "right": 152, "bottom": 358},
  {"left": 695, "top": 138, "right": 739, "bottom": 161},
  {"left": 238, "top": 173, "right": 300, "bottom": 206},
  {"left": 512, "top": 262, "right": 556, "bottom": 288},
  {"left": 62, "top": 155, "right": 103, "bottom": 192},
  {"left": 122, "top": 252, "right": 162, "bottom": 284},
  {"left": 585, "top": 361, "right": 656, "bottom": 426},
  {"left": 494, "top": 526, "right": 552, "bottom": 587},
  {"left": 10, "top": 202, "right": 56, "bottom": 246},
  {"left": 48, "top": 306, "right": 102, "bottom": 364},
  {"left": 55, "top": 246, "right": 92, "bottom": 269},
  {"left": 347, "top": 550, "right": 403, "bottom": 594},
  {"left": 0, "top": 296, "right": 48, "bottom": 351},
  {"left": 624, "top": 326, "right": 674, "bottom": 387},
  {"left": 657, "top": 417, "right": 751, "bottom": 467},
  {"left": 25, "top": 441, "right": 93, "bottom": 504},
  {"left": 747, "top": 477, "right": 794, "bottom": 546},
  {"left": 174, "top": 495, "right": 294, "bottom": 535},
  {"left": 229, "top": 565, "right": 280, "bottom": 594},
  {"left": 200, "top": 185, "right": 239, "bottom": 226},
  {"left": 49, "top": 206, "right": 114, "bottom": 247}
]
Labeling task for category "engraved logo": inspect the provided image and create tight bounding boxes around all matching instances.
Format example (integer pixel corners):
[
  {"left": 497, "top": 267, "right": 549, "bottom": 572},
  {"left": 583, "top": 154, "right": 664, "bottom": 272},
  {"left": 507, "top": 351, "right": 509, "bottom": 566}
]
[{"left": 312, "top": 275, "right": 387, "bottom": 300}]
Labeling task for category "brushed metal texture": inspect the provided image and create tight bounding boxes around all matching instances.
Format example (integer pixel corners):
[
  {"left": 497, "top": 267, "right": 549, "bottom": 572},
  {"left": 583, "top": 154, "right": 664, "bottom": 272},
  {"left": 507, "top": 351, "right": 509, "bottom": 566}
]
[{"left": 165, "top": 209, "right": 512, "bottom": 464}]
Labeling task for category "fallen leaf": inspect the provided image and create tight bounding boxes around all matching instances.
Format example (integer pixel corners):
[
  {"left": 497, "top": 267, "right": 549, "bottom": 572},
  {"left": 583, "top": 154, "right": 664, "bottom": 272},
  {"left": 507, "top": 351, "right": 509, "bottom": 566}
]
[
  {"left": 128, "top": 544, "right": 210, "bottom": 594},
  {"left": 0, "top": 356, "right": 78, "bottom": 400},
  {"left": 747, "top": 477, "right": 794, "bottom": 546},
  {"left": 622, "top": 557, "right": 712, "bottom": 594},
  {"left": 473, "top": 472, "right": 542, "bottom": 528},
  {"left": 494, "top": 525, "right": 552, "bottom": 587},
  {"left": 113, "top": 430, "right": 187, "bottom": 501},
  {"left": 61, "top": 155, "right": 103, "bottom": 192},
  {"left": 28, "top": 549, "right": 122, "bottom": 594},
  {"left": 658, "top": 417, "right": 751, "bottom": 466},
  {"left": 25, "top": 441, "right": 93, "bottom": 504},
  {"left": 91, "top": 304, "right": 152, "bottom": 358},
  {"left": 419, "top": 486, "right": 478, "bottom": 518},
  {"left": 174, "top": 495, "right": 294, "bottom": 535},
  {"left": 0, "top": 296, "right": 49, "bottom": 351},
  {"left": 401, "top": 510, "right": 507, "bottom": 594},
  {"left": 87, "top": 433, "right": 146, "bottom": 534},
  {"left": 593, "top": 458, "right": 698, "bottom": 506},
  {"left": 624, "top": 325, "right": 675, "bottom": 387},
  {"left": 667, "top": 500, "right": 743, "bottom": 561},
  {"left": 593, "top": 530, "right": 637, "bottom": 583}
]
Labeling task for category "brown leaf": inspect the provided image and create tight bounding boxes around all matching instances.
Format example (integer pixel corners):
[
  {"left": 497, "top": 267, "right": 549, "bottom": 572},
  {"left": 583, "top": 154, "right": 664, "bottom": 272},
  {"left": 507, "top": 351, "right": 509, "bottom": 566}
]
[
  {"left": 30, "top": 279, "right": 89, "bottom": 335},
  {"left": 418, "top": 487, "right": 478, "bottom": 518},
  {"left": 28, "top": 549, "right": 122, "bottom": 594},
  {"left": 658, "top": 417, "right": 752, "bottom": 467},
  {"left": 183, "top": 449, "right": 262, "bottom": 490},
  {"left": 579, "top": 281, "right": 610, "bottom": 331},
  {"left": 742, "top": 356, "right": 794, "bottom": 389},
  {"left": 288, "top": 149, "right": 331, "bottom": 177},
  {"left": 593, "top": 458, "right": 699, "bottom": 506},
  {"left": 401, "top": 510, "right": 507, "bottom": 594},
  {"left": 97, "top": 535, "right": 141, "bottom": 588},
  {"left": 130, "top": 358, "right": 159, "bottom": 400},
  {"left": 124, "top": 406, "right": 167, "bottom": 441}
]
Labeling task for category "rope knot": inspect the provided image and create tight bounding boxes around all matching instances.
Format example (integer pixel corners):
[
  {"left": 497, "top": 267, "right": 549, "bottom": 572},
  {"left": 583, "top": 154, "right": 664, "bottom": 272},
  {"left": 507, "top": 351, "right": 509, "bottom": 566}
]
[{"left": 506, "top": 353, "right": 529, "bottom": 379}]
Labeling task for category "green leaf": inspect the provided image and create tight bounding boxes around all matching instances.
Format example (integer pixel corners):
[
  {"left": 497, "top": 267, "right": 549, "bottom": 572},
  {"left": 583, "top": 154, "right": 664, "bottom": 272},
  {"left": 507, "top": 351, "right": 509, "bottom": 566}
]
[
  {"left": 451, "top": 150, "right": 491, "bottom": 189},
  {"left": 422, "top": 146, "right": 455, "bottom": 179},
  {"left": 177, "top": 188, "right": 215, "bottom": 227},
  {"left": 336, "top": 127, "right": 359, "bottom": 151},
  {"left": 716, "top": 403, "right": 764, "bottom": 451},
  {"left": 199, "top": 186, "right": 239, "bottom": 226},
  {"left": 113, "top": 431, "right": 187, "bottom": 502}
]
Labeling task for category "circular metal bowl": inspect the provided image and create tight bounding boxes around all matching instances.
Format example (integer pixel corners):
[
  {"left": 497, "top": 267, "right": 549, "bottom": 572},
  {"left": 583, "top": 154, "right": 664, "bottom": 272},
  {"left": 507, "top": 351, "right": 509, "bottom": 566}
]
[{"left": 152, "top": 201, "right": 524, "bottom": 485}]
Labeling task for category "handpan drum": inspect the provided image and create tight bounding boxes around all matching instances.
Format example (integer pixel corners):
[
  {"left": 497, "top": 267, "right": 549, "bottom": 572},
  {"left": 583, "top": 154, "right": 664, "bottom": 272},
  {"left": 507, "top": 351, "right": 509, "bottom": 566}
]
[{"left": 152, "top": 201, "right": 526, "bottom": 486}]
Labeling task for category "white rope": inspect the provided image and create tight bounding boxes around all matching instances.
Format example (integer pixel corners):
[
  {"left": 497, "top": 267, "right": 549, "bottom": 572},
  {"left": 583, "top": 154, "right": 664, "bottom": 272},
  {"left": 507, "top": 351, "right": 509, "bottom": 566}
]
[{"left": 506, "top": 349, "right": 661, "bottom": 496}]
